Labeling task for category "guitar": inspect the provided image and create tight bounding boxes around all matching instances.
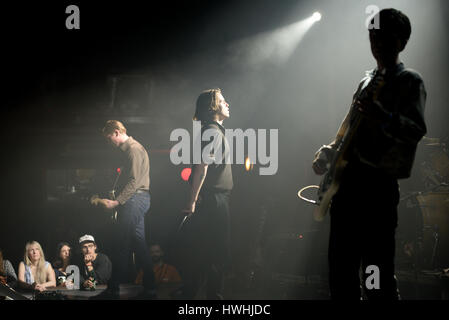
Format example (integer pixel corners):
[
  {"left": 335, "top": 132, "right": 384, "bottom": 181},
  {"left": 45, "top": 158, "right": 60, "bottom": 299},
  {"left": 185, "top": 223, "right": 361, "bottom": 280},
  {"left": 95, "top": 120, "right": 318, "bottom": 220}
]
[
  {"left": 312, "top": 69, "right": 386, "bottom": 222},
  {"left": 90, "top": 168, "right": 121, "bottom": 221},
  {"left": 90, "top": 190, "right": 118, "bottom": 221}
]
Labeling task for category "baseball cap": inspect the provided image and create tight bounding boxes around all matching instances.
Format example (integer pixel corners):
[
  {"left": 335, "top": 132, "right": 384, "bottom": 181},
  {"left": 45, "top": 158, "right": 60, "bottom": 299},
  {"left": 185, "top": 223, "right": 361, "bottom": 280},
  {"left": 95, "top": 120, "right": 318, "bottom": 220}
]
[{"left": 79, "top": 234, "right": 95, "bottom": 245}]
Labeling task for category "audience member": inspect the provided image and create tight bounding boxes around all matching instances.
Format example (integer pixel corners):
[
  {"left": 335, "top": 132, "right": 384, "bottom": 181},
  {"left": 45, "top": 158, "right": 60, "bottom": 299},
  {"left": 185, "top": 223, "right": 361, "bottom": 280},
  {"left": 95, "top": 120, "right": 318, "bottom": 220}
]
[
  {"left": 52, "top": 242, "right": 72, "bottom": 286},
  {"left": 0, "top": 248, "right": 18, "bottom": 288},
  {"left": 17, "top": 241, "right": 56, "bottom": 292},
  {"left": 78, "top": 235, "right": 112, "bottom": 290},
  {"left": 135, "top": 244, "right": 181, "bottom": 285}
]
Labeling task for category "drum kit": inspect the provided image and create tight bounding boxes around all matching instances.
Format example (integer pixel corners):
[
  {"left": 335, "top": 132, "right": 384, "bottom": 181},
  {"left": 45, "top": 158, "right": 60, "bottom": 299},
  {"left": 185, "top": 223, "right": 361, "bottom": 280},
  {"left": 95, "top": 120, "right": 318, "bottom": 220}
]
[{"left": 399, "top": 136, "right": 449, "bottom": 271}]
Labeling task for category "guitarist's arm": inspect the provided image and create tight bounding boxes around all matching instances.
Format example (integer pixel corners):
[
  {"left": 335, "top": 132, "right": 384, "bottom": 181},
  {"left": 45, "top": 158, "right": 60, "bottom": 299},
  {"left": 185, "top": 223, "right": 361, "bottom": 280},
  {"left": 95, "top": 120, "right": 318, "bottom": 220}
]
[
  {"left": 99, "top": 198, "right": 119, "bottom": 210},
  {"left": 312, "top": 77, "right": 368, "bottom": 175},
  {"left": 96, "top": 151, "right": 141, "bottom": 210},
  {"left": 312, "top": 111, "right": 350, "bottom": 175}
]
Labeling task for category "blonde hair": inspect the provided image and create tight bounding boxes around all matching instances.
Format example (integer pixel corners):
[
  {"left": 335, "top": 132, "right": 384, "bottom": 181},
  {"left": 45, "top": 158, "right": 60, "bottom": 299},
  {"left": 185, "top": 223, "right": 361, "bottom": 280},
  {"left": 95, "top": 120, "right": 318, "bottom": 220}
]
[
  {"left": 102, "top": 120, "right": 127, "bottom": 136},
  {"left": 193, "top": 88, "right": 222, "bottom": 123},
  {"left": 24, "top": 241, "right": 48, "bottom": 284}
]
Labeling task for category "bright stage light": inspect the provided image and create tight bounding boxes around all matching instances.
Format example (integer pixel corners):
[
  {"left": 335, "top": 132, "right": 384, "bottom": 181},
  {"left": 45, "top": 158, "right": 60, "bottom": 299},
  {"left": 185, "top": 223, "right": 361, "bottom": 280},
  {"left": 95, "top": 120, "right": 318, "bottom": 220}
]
[
  {"left": 227, "top": 10, "right": 323, "bottom": 67},
  {"left": 245, "top": 156, "right": 254, "bottom": 171},
  {"left": 181, "top": 167, "right": 191, "bottom": 181},
  {"left": 312, "top": 12, "right": 321, "bottom": 22}
]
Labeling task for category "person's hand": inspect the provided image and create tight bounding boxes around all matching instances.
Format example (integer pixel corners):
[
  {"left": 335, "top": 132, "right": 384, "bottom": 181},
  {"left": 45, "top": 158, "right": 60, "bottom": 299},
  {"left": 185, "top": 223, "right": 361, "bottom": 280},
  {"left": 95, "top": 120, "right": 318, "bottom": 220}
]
[
  {"left": 34, "top": 283, "right": 46, "bottom": 292},
  {"left": 0, "top": 275, "right": 7, "bottom": 285},
  {"left": 182, "top": 200, "right": 196, "bottom": 215},
  {"left": 99, "top": 199, "right": 119, "bottom": 210},
  {"left": 312, "top": 159, "right": 328, "bottom": 175},
  {"left": 312, "top": 145, "right": 334, "bottom": 176},
  {"left": 83, "top": 279, "right": 95, "bottom": 289},
  {"left": 84, "top": 254, "right": 94, "bottom": 264},
  {"left": 65, "top": 279, "right": 74, "bottom": 289}
]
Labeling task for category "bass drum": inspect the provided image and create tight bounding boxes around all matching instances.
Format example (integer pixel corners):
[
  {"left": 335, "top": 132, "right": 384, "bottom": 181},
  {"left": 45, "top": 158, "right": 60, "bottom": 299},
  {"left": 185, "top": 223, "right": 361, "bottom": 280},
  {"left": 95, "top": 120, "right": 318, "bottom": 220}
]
[
  {"left": 416, "top": 192, "right": 449, "bottom": 268},
  {"left": 419, "top": 138, "right": 449, "bottom": 188}
]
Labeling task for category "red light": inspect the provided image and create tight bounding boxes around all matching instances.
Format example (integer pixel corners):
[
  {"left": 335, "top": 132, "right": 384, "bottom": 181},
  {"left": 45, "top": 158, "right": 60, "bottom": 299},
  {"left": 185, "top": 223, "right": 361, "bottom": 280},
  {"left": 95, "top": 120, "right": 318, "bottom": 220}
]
[
  {"left": 298, "top": 234, "right": 303, "bottom": 239},
  {"left": 181, "top": 168, "right": 192, "bottom": 181},
  {"left": 116, "top": 168, "right": 121, "bottom": 174}
]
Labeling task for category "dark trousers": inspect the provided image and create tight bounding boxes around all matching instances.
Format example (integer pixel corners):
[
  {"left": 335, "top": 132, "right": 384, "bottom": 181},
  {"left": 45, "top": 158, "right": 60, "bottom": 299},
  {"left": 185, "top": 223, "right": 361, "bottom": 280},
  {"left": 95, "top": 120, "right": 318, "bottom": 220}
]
[
  {"left": 179, "top": 190, "right": 231, "bottom": 299},
  {"left": 108, "top": 192, "right": 155, "bottom": 292},
  {"left": 328, "top": 163, "right": 400, "bottom": 300}
]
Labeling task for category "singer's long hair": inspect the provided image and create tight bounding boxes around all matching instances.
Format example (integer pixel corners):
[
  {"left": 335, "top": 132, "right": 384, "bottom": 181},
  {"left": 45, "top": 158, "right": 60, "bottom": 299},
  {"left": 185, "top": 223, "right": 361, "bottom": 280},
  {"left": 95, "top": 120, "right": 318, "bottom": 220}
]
[
  {"left": 193, "top": 88, "right": 222, "bottom": 123},
  {"left": 24, "top": 241, "right": 48, "bottom": 284}
]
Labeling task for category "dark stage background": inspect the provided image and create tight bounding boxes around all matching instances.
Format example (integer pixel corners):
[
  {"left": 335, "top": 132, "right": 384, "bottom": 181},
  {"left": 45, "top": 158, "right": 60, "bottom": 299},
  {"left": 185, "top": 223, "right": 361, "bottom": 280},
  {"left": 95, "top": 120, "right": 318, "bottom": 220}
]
[{"left": 1, "top": 0, "right": 449, "bottom": 299}]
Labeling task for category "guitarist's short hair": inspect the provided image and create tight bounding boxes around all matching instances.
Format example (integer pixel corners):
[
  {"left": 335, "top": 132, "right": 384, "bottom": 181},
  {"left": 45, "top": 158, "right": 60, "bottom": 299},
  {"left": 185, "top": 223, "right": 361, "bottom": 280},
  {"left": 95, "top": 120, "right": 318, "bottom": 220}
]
[
  {"left": 369, "top": 8, "right": 411, "bottom": 46},
  {"left": 103, "top": 120, "right": 127, "bottom": 136}
]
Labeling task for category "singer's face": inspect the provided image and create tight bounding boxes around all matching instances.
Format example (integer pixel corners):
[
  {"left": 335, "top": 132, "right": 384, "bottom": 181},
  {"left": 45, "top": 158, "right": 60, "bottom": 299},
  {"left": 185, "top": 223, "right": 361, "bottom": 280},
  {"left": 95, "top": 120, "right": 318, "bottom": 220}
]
[{"left": 216, "top": 93, "right": 230, "bottom": 120}]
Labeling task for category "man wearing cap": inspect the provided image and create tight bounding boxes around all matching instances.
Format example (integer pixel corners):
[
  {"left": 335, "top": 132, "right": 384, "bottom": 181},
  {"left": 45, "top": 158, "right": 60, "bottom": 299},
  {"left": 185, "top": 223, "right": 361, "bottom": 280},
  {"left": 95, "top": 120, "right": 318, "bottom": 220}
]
[
  {"left": 93, "top": 120, "right": 156, "bottom": 299},
  {"left": 78, "top": 235, "right": 112, "bottom": 290}
]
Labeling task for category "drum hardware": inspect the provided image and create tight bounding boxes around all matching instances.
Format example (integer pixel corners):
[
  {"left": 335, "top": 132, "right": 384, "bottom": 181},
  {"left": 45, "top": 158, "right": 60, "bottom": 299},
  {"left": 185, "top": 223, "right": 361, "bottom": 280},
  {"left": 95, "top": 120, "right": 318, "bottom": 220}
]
[
  {"left": 419, "top": 136, "right": 449, "bottom": 189},
  {"left": 399, "top": 181, "right": 449, "bottom": 272},
  {"left": 416, "top": 190, "right": 449, "bottom": 270},
  {"left": 430, "top": 225, "right": 440, "bottom": 270},
  {"left": 421, "top": 224, "right": 441, "bottom": 270}
]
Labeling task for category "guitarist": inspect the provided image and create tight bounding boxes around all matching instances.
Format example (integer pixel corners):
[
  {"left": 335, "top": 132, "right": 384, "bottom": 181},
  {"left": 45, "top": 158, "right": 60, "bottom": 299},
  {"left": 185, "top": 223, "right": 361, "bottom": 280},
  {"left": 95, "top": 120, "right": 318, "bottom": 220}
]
[
  {"left": 92, "top": 120, "right": 156, "bottom": 299},
  {"left": 312, "top": 9, "right": 426, "bottom": 300}
]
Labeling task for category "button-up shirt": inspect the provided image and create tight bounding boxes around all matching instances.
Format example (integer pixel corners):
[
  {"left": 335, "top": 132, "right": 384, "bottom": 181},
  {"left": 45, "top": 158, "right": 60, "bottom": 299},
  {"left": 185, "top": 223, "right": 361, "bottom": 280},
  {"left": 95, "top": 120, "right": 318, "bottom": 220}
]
[
  {"left": 332, "top": 63, "right": 427, "bottom": 179},
  {"left": 116, "top": 136, "right": 150, "bottom": 204}
]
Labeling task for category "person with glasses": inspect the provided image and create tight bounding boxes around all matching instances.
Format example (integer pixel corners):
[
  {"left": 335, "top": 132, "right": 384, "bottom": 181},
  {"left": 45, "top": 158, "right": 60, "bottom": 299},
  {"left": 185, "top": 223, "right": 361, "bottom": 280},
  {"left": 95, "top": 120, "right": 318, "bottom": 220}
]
[{"left": 78, "top": 235, "right": 112, "bottom": 290}]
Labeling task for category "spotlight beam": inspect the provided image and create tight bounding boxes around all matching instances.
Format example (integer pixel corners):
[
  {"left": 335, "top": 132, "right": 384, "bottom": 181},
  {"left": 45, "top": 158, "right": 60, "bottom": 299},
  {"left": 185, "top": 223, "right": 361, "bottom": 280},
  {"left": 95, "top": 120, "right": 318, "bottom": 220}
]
[{"left": 227, "top": 11, "right": 322, "bottom": 68}]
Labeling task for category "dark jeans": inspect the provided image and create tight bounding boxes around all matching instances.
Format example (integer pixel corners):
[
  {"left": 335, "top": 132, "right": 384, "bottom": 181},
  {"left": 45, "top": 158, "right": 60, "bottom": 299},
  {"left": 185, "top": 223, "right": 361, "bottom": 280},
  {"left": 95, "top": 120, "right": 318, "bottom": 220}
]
[
  {"left": 108, "top": 192, "right": 155, "bottom": 292},
  {"left": 179, "top": 190, "right": 231, "bottom": 299},
  {"left": 328, "top": 162, "right": 400, "bottom": 300}
]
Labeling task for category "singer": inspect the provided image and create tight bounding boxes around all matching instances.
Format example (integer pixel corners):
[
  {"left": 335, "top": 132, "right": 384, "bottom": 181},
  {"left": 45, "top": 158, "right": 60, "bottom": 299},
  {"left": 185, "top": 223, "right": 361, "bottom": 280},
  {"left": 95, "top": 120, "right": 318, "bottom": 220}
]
[{"left": 92, "top": 120, "right": 156, "bottom": 299}]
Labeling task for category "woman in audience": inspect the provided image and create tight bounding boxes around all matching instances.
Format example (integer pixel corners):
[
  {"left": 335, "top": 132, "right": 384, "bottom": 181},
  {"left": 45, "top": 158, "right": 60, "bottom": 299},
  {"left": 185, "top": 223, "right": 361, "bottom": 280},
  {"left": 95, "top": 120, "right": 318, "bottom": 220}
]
[
  {"left": 52, "top": 242, "right": 72, "bottom": 285},
  {"left": 17, "top": 241, "right": 56, "bottom": 292},
  {"left": 0, "top": 248, "right": 18, "bottom": 288}
]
